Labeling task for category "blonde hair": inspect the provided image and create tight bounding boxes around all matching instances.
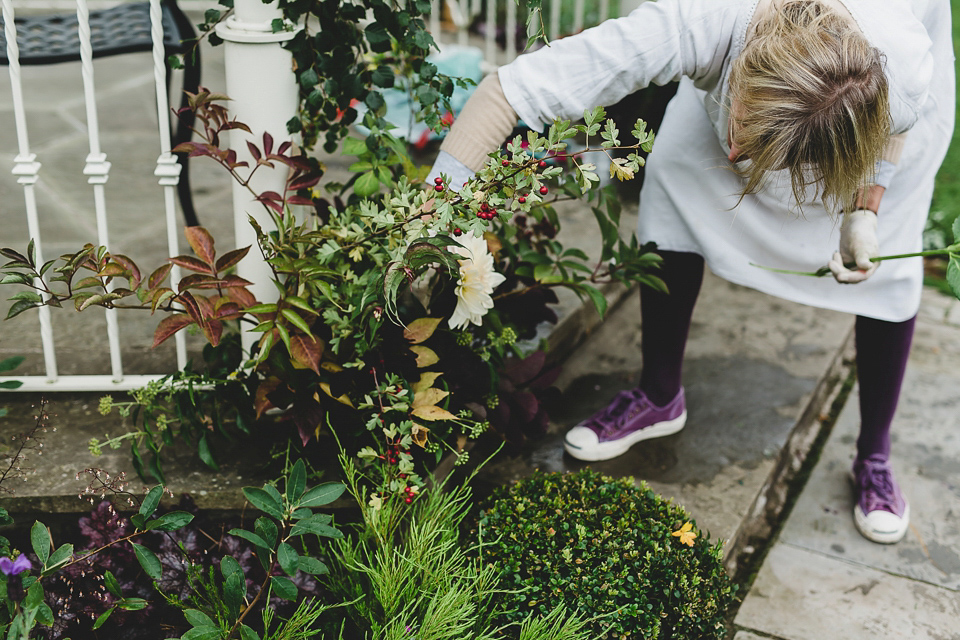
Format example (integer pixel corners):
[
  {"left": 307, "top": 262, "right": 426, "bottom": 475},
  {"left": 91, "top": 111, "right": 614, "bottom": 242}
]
[{"left": 728, "top": 0, "right": 890, "bottom": 213}]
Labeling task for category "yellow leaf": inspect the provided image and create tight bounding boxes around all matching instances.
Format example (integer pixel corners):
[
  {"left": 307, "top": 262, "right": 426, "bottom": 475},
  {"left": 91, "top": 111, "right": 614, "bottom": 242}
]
[
  {"left": 410, "top": 345, "right": 439, "bottom": 367},
  {"left": 404, "top": 317, "right": 442, "bottom": 344},
  {"left": 411, "top": 405, "right": 458, "bottom": 421},
  {"left": 483, "top": 231, "right": 502, "bottom": 256},
  {"left": 411, "top": 423, "right": 430, "bottom": 447},
  {"left": 609, "top": 158, "right": 635, "bottom": 181},
  {"left": 413, "top": 372, "right": 442, "bottom": 394},
  {"left": 316, "top": 384, "right": 354, "bottom": 408},
  {"left": 413, "top": 387, "right": 449, "bottom": 409},
  {"left": 320, "top": 361, "right": 343, "bottom": 373},
  {"left": 671, "top": 522, "right": 697, "bottom": 547}
]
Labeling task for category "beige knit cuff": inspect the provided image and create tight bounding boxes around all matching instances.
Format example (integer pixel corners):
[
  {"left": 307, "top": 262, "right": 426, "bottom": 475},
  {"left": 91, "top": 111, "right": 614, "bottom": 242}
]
[
  {"left": 882, "top": 132, "right": 907, "bottom": 165},
  {"left": 439, "top": 71, "right": 519, "bottom": 172}
]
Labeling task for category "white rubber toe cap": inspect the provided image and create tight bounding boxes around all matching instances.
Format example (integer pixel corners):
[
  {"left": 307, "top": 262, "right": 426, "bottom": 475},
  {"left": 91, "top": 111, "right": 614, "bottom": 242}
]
[{"left": 854, "top": 503, "right": 909, "bottom": 544}]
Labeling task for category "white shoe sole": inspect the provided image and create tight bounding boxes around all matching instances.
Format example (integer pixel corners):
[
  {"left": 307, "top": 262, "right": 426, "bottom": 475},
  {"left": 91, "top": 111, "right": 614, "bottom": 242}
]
[
  {"left": 563, "top": 410, "right": 687, "bottom": 462},
  {"left": 854, "top": 502, "right": 909, "bottom": 544}
]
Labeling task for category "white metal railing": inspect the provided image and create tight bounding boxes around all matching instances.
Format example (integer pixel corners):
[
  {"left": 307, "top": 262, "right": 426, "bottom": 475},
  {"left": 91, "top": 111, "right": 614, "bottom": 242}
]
[
  {"left": 1, "top": 0, "right": 630, "bottom": 393},
  {"left": 1, "top": 0, "right": 187, "bottom": 392}
]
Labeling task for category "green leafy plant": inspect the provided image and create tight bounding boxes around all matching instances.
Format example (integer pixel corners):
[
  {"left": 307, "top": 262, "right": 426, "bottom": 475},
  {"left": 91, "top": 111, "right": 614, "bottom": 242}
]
[
  {"left": 167, "top": 458, "right": 346, "bottom": 639},
  {"left": 474, "top": 469, "right": 737, "bottom": 639},
  {"left": 316, "top": 454, "right": 595, "bottom": 639}
]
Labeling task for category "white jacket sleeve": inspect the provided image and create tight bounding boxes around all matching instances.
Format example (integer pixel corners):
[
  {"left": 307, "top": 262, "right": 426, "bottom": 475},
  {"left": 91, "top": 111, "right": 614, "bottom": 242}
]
[{"left": 497, "top": 0, "right": 742, "bottom": 132}]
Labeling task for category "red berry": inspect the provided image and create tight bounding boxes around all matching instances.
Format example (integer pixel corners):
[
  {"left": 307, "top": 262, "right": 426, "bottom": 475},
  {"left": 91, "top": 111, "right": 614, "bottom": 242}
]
[
  {"left": 434, "top": 177, "right": 443, "bottom": 185},
  {"left": 405, "top": 497, "right": 412, "bottom": 504},
  {"left": 434, "top": 184, "right": 444, "bottom": 192},
  {"left": 517, "top": 196, "right": 526, "bottom": 204},
  {"left": 538, "top": 160, "right": 547, "bottom": 168},
  {"left": 453, "top": 227, "right": 462, "bottom": 236},
  {"left": 539, "top": 186, "right": 548, "bottom": 195},
  {"left": 480, "top": 202, "right": 489, "bottom": 211},
  {"left": 502, "top": 159, "right": 509, "bottom": 166}
]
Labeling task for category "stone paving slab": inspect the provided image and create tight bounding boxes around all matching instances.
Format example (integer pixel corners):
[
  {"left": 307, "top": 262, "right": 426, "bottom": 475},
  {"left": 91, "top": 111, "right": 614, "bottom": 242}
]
[
  {"left": 735, "top": 543, "right": 960, "bottom": 640},
  {"left": 735, "top": 287, "right": 960, "bottom": 639}
]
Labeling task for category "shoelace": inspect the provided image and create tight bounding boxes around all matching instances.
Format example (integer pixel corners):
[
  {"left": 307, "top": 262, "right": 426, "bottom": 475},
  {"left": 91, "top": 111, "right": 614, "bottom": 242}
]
[
  {"left": 857, "top": 458, "right": 899, "bottom": 513},
  {"left": 594, "top": 389, "right": 649, "bottom": 435}
]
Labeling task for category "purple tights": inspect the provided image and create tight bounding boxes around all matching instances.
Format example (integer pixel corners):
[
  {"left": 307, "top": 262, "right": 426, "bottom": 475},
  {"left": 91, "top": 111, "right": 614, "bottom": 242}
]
[{"left": 638, "top": 250, "right": 915, "bottom": 462}]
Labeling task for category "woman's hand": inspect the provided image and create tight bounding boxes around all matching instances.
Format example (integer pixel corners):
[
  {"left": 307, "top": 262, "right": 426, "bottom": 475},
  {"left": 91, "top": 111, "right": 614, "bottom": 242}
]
[{"left": 829, "top": 209, "right": 879, "bottom": 283}]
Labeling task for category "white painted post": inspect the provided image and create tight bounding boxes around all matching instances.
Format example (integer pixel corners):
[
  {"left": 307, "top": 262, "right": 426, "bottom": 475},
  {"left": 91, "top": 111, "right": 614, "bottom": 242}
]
[
  {"left": 77, "top": 0, "right": 124, "bottom": 383},
  {"left": 149, "top": 0, "right": 187, "bottom": 370},
  {"left": 2, "top": 0, "right": 59, "bottom": 384},
  {"left": 215, "top": 0, "right": 300, "bottom": 356}
]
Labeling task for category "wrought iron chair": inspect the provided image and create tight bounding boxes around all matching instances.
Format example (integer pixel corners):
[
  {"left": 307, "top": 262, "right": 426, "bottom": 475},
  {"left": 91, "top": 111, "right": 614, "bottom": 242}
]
[{"left": 0, "top": 0, "right": 201, "bottom": 226}]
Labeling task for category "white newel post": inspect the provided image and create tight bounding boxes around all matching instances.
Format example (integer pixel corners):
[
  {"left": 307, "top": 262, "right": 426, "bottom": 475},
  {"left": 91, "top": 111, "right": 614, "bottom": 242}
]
[{"left": 216, "top": 0, "right": 300, "bottom": 356}]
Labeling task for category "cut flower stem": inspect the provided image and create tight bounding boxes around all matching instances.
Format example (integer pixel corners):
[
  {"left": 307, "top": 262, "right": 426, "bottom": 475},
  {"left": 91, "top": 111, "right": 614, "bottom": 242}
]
[{"left": 750, "top": 245, "right": 960, "bottom": 278}]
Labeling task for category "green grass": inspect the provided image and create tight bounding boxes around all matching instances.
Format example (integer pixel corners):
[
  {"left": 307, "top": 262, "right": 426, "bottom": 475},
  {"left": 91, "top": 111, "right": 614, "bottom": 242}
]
[{"left": 925, "top": 0, "right": 960, "bottom": 249}]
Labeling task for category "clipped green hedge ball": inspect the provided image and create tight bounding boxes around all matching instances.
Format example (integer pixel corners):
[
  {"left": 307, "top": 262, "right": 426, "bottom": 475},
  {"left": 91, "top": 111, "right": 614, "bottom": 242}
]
[{"left": 474, "top": 469, "right": 737, "bottom": 639}]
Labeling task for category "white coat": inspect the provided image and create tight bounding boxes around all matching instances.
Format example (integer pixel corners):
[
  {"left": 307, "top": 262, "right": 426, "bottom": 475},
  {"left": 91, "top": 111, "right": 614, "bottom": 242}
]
[{"left": 497, "top": 0, "right": 955, "bottom": 321}]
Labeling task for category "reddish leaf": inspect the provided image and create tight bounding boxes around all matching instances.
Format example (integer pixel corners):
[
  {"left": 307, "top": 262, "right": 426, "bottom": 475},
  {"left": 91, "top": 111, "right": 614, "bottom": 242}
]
[
  {"left": 152, "top": 314, "right": 194, "bottom": 348},
  {"left": 285, "top": 195, "right": 315, "bottom": 206},
  {"left": 255, "top": 193, "right": 285, "bottom": 215},
  {"left": 147, "top": 263, "right": 173, "bottom": 289},
  {"left": 97, "top": 263, "right": 127, "bottom": 277},
  {"left": 255, "top": 377, "right": 282, "bottom": 418},
  {"left": 201, "top": 318, "right": 223, "bottom": 346},
  {"left": 169, "top": 255, "right": 214, "bottom": 275},
  {"left": 218, "top": 274, "right": 254, "bottom": 288},
  {"left": 112, "top": 254, "right": 141, "bottom": 289},
  {"left": 214, "top": 301, "right": 242, "bottom": 319},
  {"left": 215, "top": 246, "right": 251, "bottom": 273},
  {"left": 263, "top": 131, "right": 274, "bottom": 156},
  {"left": 288, "top": 174, "right": 321, "bottom": 190},
  {"left": 151, "top": 287, "right": 175, "bottom": 312},
  {"left": 246, "top": 140, "right": 262, "bottom": 162},
  {"left": 178, "top": 291, "right": 204, "bottom": 326},
  {"left": 277, "top": 140, "right": 292, "bottom": 155},
  {"left": 504, "top": 351, "right": 547, "bottom": 385},
  {"left": 289, "top": 333, "right": 322, "bottom": 375},
  {"left": 178, "top": 273, "right": 221, "bottom": 292},
  {"left": 221, "top": 121, "right": 252, "bottom": 134},
  {"left": 184, "top": 227, "right": 216, "bottom": 265},
  {"left": 226, "top": 286, "right": 258, "bottom": 311}
]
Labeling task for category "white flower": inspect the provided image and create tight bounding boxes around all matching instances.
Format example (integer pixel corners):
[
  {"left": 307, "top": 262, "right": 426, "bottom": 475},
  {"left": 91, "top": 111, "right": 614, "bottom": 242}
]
[{"left": 448, "top": 232, "right": 506, "bottom": 330}]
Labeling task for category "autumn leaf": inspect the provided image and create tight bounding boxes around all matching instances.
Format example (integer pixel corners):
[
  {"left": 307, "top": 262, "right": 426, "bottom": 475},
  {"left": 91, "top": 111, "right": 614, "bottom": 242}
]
[
  {"left": 411, "top": 423, "right": 430, "bottom": 447},
  {"left": 412, "top": 387, "right": 449, "bottom": 409},
  {"left": 316, "top": 384, "right": 353, "bottom": 408},
  {"left": 671, "top": 522, "right": 697, "bottom": 547},
  {"left": 410, "top": 345, "right": 439, "bottom": 367},
  {"left": 403, "top": 317, "right": 442, "bottom": 344},
  {"left": 609, "top": 157, "right": 635, "bottom": 181},
  {"left": 413, "top": 372, "right": 442, "bottom": 394},
  {"left": 411, "top": 405, "right": 458, "bottom": 421}
]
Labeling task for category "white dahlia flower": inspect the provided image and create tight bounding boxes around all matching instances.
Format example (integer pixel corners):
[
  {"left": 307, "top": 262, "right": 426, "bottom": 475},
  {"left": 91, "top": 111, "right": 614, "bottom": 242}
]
[{"left": 448, "top": 232, "right": 506, "bottom": 330}]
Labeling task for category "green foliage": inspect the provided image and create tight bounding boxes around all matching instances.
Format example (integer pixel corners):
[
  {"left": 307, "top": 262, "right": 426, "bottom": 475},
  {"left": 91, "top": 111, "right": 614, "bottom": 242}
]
[
  {"left": 317, "top": 456, "right": 593, "bottom": 639},
  {"left": 475, "top": 469, "right": 737, "bottom": 639}
]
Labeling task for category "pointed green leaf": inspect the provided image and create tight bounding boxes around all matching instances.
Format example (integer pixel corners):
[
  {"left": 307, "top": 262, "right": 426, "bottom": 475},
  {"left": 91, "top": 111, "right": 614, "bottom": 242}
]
[
  {"left": 145, "top": 511, "right": 194, "bottom": 532},
  {"left": 299, "top": 482, "right": 346, "bottom": 508},
  {"left": 297, "top": 556, "right": 328, "bottom": 575},
  {"left": 270, "top": 575, "right": 298, "bottom": 601},
  {"left": 30, "top": 522, "right": 51, "bottom": 565},
  {"left": 139, "top": 486, "right": 164, "bottom": 520},
  {"left": 131, "top": 543, "right": 162, "bottom": 581},
  {"left": 243, "top": 486, "right": 284, "bottom": 519},
  {"left": 286, "top": 460, "right": 306, "bottom": 504},
  {"left": 947, "top": 254, "right": 960, "bottom": 301},
  {"left": 277, "top": 543, "right": 299, "bottom": 576}
]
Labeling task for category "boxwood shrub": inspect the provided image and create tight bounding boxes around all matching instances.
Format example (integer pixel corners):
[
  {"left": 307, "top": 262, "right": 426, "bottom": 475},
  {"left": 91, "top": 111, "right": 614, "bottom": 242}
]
[{"left": 473, "top": 469, "right": 736, "bottom": 639}]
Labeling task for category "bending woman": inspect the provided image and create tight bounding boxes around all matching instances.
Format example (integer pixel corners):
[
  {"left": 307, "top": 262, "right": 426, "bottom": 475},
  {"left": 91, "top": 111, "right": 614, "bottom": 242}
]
[{"left": 429, "top": 0, "right": 954, "bottom": 544}]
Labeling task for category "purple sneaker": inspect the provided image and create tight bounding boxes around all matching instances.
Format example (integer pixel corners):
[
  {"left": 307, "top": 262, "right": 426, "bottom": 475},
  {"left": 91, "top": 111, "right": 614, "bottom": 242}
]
[
  {"left": 851, "top": 455, "right": 910, "bottom": 544},
  {"left": 563, "top": 388, "right": 686, "bottom": 461}
]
